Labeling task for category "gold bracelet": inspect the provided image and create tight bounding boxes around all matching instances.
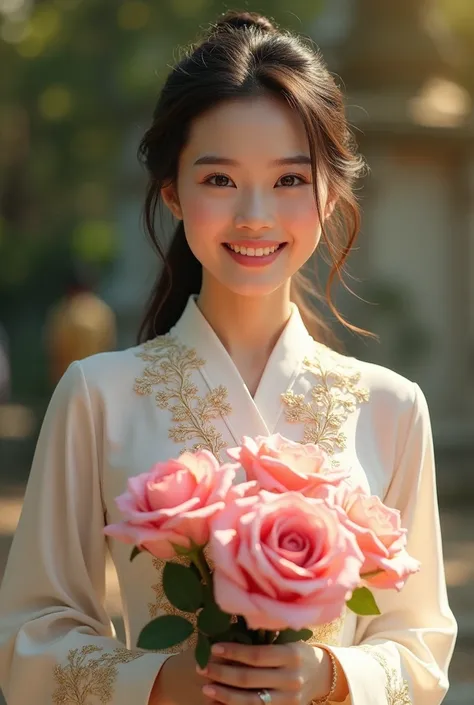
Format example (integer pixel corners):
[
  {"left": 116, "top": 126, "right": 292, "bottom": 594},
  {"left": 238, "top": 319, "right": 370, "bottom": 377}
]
[{"left": 311, "top": 648, "right": 338, "bottom": 704}]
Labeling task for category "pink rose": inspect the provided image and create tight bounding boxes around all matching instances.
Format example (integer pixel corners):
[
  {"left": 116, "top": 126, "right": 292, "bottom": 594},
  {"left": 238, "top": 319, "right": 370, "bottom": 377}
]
[
  {"left": 326, "top": 483, "right": 420, "bottom": 591},
  {"left": 104, "top": 450, "right": 236, "bottom": 559},
  {"left": 210, "top": 491, "right": 364, "bottom": 631},
  {"left": 227, "top": 434, "right": 348, "bottom": 496}
]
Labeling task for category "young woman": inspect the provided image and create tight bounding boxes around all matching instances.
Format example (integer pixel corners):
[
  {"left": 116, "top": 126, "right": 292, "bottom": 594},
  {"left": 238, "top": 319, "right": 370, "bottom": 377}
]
[{"left": 0, "top": 10, "right": 456, "bottom": 705}]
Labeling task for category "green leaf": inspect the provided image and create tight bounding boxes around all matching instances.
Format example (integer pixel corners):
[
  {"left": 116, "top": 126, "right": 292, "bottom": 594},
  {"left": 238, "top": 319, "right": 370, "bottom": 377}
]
[
  {"left": 171, "top": 539, "right": 206, "bottom": 555},
  {"left": 197, "top": 603, "right": 232, "bottom": 636},
  {"left": 195, "top": 632, "right": 211, "bottom": 668},
  {"left": 274, "top": 628, "right": 313, "bottom": 644},
  {"left": 130, "top": 546, "right": 142, "bottom": 562},
  {"left": 202, "top": 585, "right": 215, "bottom": 605},
  {"left": 219, "top": 624, "right": 253, "bottom": 645},
  {"left": 264, "top": 629, "right": 278, "bottom": 644},
  {"left": 171, "top": 542, "right": 193, "bottom": 557},
  {"left": 137, "top": 615, "right": 194, "bottom": 651},
  {"left": 163, "top": 562, "right": 203, "bottom": 613},
  {"left": 346, "top": 587, "right": 381, "bottom": 616}
]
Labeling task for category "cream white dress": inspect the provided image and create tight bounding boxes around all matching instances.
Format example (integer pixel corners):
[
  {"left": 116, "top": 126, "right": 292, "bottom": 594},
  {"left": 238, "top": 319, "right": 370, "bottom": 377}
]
[{"left": 0, "top": 296, "right": 457, "bottom": 705}]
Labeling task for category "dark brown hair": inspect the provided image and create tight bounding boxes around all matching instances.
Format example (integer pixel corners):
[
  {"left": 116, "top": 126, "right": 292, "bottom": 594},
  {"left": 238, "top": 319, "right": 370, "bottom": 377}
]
[{"left": 137, "top": 10, "right": 369, "bottom": 345}]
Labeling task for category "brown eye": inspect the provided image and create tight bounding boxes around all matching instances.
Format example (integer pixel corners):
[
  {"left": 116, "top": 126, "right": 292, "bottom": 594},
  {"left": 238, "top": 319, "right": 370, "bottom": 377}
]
[
  {"left": 276, "top": 174, "right": 307, "bottom": 187},
  {"left": 207, "top": 174, "right": 234, "bottom": 187}
]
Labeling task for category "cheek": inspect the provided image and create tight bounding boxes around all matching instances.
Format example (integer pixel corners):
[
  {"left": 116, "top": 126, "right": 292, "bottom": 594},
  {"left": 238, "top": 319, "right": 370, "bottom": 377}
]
[
  {"left": 280, "top": 194, "right": 322, "bottom": 245},
  {"left": 182, "top": 189, "right": 233, "bottom": 234}
]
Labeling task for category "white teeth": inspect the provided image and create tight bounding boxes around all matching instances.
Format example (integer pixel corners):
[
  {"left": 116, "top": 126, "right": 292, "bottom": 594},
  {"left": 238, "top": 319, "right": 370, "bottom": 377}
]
[{"left": 227, "top": 243, "right": 281, "bottom": 256}]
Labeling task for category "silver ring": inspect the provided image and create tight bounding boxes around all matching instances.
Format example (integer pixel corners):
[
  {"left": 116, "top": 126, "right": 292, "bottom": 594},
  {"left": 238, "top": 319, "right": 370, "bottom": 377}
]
[{"left": 257, "top": 690, "right": 272, "bottom": 704}]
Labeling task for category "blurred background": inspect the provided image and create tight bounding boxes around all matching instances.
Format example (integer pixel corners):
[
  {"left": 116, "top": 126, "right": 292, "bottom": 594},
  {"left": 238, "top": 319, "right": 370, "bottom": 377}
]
[{"left": 0, "top": 0, "right": 473, "bottom": 702}]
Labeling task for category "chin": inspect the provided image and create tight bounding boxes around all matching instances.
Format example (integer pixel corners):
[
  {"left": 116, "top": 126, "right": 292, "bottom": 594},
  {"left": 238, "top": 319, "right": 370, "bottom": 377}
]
[{"left": 218, "top": 278, "right": 286, "bottom": 298}]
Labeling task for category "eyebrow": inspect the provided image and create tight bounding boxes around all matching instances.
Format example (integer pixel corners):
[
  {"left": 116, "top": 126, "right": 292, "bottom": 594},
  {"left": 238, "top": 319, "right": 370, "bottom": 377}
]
[{"left": 193, "top": 154, "right": 312, "bottom": 167}]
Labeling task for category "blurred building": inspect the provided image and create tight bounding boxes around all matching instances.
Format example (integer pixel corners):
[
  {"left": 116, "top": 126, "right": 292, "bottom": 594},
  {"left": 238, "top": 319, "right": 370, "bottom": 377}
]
[{"left": 315, "top": 0, "right": 474, "bottom": 447}]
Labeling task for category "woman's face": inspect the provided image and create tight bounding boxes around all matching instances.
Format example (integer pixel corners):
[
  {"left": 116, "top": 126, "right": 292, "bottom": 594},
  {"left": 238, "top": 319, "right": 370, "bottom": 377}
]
[{"left": 162, "top": 94, "right": 333, "bottom": 298}]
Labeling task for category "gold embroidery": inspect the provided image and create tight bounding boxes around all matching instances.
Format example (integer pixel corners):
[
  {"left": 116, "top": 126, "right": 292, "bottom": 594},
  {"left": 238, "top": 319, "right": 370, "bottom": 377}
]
[
  {"left": 359, "top": 645, "right": 411, "bottom": 704},
  {"left": 52, "top": 645, "right": 143, "bottom": 705},
  {"left": 148, "top": 556, "right": 198, "bottom": 654},
  {"left": 135, "top": 335, "right": 232, "bottom": 459},
  {"left": 282, "top": 346, "right": 369, "bottom": 455},
  {"left": 308, "top": 614, "right": 344, "bottom": 647}
]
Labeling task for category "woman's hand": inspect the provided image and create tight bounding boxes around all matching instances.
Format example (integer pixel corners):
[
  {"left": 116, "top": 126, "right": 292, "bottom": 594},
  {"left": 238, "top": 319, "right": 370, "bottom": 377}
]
[
  {"left": 196, "top": 641, "right": 337, "bottom": 704},
  {"left": 149, "top": 647, "right": 209, "bottom": 705}
]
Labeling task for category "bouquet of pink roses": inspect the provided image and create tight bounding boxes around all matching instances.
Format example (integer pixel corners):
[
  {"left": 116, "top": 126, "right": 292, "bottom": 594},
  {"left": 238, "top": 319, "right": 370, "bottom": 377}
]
[{"left": 105, "top": 435, "right": 419, "bottom": 667}]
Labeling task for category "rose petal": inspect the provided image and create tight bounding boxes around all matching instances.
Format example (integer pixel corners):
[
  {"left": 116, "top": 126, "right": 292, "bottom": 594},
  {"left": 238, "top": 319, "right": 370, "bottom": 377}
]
[
  {"left": 104, "top": 522, "right": 191, "bottom": 559},
  {"left": 227, "top": 435, "right": 348, "bottom": 497},
  {"left": 146, "top": 469, "right": 196, "bottom": 510},
  {"left": 107, "top": 448, "right": 235, "bottom": 558},
  {"left": 165, "top": 501, "right": 226, "bottom": 546},
  {"left": 116, "top": 494, "right": 200, "bottom": 523},
  {"left": 246, "top": 591, "right": 347, "bottom": 631},
  {"left": 213, "top": 572, "right": 261, "bottom": 623},
  {"left": 209, "top": 496, "right": 259, "bottom": 590},
  {"left": 363, "top": 551, "right": 421, "bottom": 591},
  {"left": 236, "top": 537, "right": 279, "bottom": 599}
]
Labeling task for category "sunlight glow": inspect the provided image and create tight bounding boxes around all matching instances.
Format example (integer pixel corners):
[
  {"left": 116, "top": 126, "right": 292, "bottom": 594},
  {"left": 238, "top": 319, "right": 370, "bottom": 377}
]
[{"left": 408, "top": 76, "right": 472, "bottom": 128}]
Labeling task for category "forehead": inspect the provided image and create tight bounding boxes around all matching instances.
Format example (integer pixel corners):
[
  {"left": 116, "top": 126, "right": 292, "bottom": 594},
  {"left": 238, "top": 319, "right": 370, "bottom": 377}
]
[{"left": 182, "top": 95, "right": 310, "bottom": 162}]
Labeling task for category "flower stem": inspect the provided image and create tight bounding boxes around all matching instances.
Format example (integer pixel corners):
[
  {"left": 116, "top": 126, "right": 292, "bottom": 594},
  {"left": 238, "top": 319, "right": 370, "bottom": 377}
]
[{"left": 192, "top": 549, "right": 212, "bottom": 586}]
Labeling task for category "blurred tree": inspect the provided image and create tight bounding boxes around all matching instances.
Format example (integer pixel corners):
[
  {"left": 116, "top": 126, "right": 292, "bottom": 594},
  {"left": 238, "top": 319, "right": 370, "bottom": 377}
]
[{"left": 0, "top": 0, "right": 323, "bottom": 397}]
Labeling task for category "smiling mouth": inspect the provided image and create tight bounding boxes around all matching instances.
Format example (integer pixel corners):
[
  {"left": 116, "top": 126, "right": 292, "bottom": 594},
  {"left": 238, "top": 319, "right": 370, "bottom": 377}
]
[{"left": 224, "top": 242, "right": 286, "bottom": 257}]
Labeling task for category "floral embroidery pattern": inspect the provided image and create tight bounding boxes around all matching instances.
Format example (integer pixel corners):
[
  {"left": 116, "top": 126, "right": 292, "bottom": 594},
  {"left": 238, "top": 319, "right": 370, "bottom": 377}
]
[
  {"left": 308, "top": 614, "right": 344, "bottom": 647},
  {"left": 52, "top": 645, "right": 143, "bottom": 704},
  {"left": 135, "top": 335, "right": 232, "bottom": 459},
  {"left": 281, "top": 346, "right": 370, "bottom": 455},
  {"left": 359, "top": 645, "right": 411, "bottom": 704}
]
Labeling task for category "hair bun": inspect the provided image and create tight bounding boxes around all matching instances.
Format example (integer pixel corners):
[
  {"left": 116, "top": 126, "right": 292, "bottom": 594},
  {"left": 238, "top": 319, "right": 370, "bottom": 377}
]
[{"left": 215, "top": 10, "right": 277, "bottom": 35}]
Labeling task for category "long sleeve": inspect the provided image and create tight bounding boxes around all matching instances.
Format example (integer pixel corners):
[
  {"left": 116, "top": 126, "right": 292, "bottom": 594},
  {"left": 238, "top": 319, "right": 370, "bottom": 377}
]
[
  {"left": 0, "top": 362, "right": 170, "bottom": 705},
  {"left": 325, "top": 383, "right": 457, "bottom": 705}
]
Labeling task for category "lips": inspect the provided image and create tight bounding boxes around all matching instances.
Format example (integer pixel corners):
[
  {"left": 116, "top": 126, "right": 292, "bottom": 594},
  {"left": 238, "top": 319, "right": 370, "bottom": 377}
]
[
  {"left": 222, "top": 241, "right": 287, "bottom": 268},
  {"left": 224, "top": 241, "right": 286, "bottom": 258}
]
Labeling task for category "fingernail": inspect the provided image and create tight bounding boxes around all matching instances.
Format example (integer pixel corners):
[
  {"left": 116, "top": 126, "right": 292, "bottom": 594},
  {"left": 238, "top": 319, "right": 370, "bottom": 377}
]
[
  {"left": 203, "top": 685, "right": 216, "bottom": 697},
  {"left": 196, "top": 666, "right": 208, "bottom": 675},
  {"left": 211, "top": 644, "right": 225, "bottom": 655}
]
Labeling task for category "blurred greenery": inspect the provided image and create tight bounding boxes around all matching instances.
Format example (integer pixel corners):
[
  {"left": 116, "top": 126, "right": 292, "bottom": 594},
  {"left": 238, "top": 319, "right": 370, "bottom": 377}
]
[
  {"left": 436, "top": 0, "right": 474, "bottom": 41},
  {"left": 0, "top": 0, "right": 322, "bottom": 397}
]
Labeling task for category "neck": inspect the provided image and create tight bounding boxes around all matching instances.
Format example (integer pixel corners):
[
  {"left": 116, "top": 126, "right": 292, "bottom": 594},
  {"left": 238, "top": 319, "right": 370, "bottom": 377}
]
[{"left": 197, "top": 277, "right": 293, "bottom": 365}]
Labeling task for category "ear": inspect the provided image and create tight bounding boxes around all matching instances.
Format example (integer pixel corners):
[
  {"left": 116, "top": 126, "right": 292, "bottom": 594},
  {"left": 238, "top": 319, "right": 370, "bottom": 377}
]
[
  {"left": 161, "top": 183, "right": 183, "bottom": 220},
  {"left": 324, "top": 198, "right": 337, "bottom": 220}
]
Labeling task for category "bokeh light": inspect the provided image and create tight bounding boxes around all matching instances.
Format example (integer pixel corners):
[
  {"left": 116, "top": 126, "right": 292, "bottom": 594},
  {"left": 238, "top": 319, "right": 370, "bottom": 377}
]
[{"left": 38, "top": 85, "right": 73, "bottom": 121}]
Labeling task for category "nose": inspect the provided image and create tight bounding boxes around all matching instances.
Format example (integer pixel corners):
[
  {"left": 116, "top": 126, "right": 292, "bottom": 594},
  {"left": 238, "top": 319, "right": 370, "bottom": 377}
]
[{"left": 234, "top": 189, "right": 275, "bottom": 231}]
